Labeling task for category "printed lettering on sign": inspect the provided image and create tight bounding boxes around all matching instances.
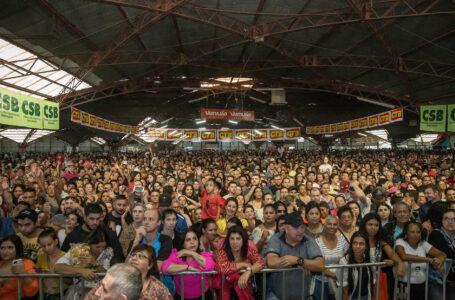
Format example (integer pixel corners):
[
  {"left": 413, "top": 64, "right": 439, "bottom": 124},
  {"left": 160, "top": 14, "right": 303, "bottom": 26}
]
[
  {"left": 286, "top": 128, "right": 301, "bottom": 138},
  {"left": 369, "top": 115, "right": 379, "bottom": 127},
  {"left": 269, "top": 129, "right": 285, "bottom": 140},
  {"left": 379, "top": 112, "right": 390, "bottom": 125},
  {"left": 420, "top": 105, "right": 447, "bottom": 132},
  {"left": 390, "top": 108, "right": 403, "bottom": 122},
  {"left": 0, "top": 87, "right": 59, "bottom": 130}
]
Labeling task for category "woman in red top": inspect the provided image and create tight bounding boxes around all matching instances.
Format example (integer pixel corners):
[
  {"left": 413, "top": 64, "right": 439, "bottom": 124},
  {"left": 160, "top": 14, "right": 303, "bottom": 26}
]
[
  {"left": 215, "top": 226, "right": 265, "bottom": 300},
  {"left": 0, "top": 235, "right": 38, "bottom": 300}
]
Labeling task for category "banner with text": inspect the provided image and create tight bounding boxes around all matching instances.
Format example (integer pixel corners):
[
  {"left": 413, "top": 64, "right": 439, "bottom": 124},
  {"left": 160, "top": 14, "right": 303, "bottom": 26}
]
[
  {"left": 420, "top": 105, "right": 446, "bottom": 132},
  {"left": 0, "top": 86, "right": 59, "bottom": 130},
  {"left": 201, "top": 108, "right": 255, "bottom": 121},
  {"left": 71, "top": 107, "right": 137, "bottom": 134},
  {"left": 305, "top": 108, "right": 403, "bottom": 135},
  {"left": 447, "top": 105, "right": 455, "bottom": 132},
  {"left": 147, "top": 127, "right": 300, "bottom": 142}
]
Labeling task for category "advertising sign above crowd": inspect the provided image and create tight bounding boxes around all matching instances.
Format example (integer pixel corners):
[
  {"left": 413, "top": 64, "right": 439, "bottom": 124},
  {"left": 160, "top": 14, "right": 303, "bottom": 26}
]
[
  {"left": 0, "top": 86, "right": 59, "bottom": 130},
  {"left": 306, "top": 107, "right": 403, "bottom": 135},
  {"left": 71, "top": 107, "right": 138, "bottom": 134},
  {"left": 201, "top": 108, "right": 255, "bottom": 121},
  {"left": 147, "top": 127, "right": 301, "bottom": 142}
]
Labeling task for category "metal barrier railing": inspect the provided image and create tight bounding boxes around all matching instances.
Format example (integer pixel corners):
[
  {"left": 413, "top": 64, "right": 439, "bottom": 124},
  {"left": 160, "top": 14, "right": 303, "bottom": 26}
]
[{"left": 0, "top": 259, "right": 452, "bottom": 300}]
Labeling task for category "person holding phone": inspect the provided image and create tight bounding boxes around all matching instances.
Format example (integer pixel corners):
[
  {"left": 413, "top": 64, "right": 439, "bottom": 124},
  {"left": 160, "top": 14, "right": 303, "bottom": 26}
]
[{"left": 0, "top": 234, "right": 38, "bottom": 300}]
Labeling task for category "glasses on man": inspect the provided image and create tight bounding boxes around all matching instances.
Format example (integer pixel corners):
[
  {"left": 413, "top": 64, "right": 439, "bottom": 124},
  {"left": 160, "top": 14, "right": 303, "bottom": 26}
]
[
  {"left": 277, "top": 210, "right": 286, "bottom": 213},
  {"left": 443, "top": 217, "right": 455, "bottom": 223}
]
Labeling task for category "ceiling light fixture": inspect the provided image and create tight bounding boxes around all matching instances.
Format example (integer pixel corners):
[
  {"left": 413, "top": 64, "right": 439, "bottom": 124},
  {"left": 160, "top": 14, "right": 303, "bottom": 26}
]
[
  {"left": 356, "top": 97, "right": 396, "bottom": 109},
  {"left": 195, "top": 120, "right": 206, "bottom": 124},
  {"left": 228, "top": 120, "right": 238, "bottom": 125},
  {"left": 249, "top": 96, "right": 267, "bottom": 104},
  {"left": 358, "top": 132, "right": 367, "bottom": 137},
  {"left": 293, "top": 118, "right": 304, "bottom": 126}
]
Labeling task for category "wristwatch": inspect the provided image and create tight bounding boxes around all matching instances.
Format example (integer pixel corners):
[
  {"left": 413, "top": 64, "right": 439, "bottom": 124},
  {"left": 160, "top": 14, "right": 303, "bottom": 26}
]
[
  {"left": 245, "top": 267, "right": 252, "bottom": 273},
  {"left": 297, "top": 257, "right": 304, "bottom": 267}
]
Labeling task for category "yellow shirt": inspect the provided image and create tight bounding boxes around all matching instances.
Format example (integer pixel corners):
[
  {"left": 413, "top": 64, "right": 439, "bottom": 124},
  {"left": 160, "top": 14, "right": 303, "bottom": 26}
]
[
  {"left": 216, "top": 217, "right": 248, "bottom": 237},
  {"left": 36, "top": 250, "right": 67, "bottom": 294}
]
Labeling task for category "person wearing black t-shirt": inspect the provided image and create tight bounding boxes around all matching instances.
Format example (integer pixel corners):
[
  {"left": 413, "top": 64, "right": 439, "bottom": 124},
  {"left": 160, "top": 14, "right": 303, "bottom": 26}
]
[
  {"left": 61, "top": 203, "right": 124, "bottom": 263},
  {"left": 106, "top": 195, "right": 128, "bottom": 236}
]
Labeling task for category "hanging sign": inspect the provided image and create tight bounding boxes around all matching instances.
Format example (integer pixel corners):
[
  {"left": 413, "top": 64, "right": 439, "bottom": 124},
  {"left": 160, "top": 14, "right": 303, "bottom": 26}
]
[
  {"left": 0, "top": 86, "right": 59, "bottom": 130},
  {"left": 71, "top": 107, "right": 137, "bottom": 134},
  {"left": 201, "top": 108, "right": 255, "bottom": 121},
  {"left": 420, "top": 105, "right": 446, "bottom": 132}
]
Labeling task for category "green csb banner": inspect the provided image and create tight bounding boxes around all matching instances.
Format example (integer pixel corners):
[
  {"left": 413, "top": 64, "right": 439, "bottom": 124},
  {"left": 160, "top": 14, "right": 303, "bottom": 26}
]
[
  {"left": 447, "top": 104, "right": 455, "bottom": 132},
  {"left": 0, "top": 86, "right": 59, "bottom": 130},
  {"left": 420, "top": 104, "right": 446, "bottom": 132}
]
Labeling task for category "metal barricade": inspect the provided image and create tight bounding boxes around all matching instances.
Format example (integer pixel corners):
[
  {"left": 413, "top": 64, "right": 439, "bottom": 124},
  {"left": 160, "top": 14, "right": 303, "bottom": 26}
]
[
  {"left": 319, "top": 262, "right": 386, "bottom": 300},
  {"left": 0, "top": 259, "right": 452, "bottom": 300},
  {"left": 0, "top": 272, "right": 105, "bottom": 300},
  {"left": 392, "top": 259, "right": 453, "bottom": 300}
]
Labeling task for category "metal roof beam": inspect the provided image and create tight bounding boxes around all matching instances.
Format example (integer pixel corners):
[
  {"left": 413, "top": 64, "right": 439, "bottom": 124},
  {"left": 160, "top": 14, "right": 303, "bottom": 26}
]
[
  {"left": 236, "top": 0, "right": 267, "bottom": 64},
  {"left": 59, "top": 77, "right": 410, "bottom": 109},
  {"left": 117, "top": 6, "right": 148, "bottom": 51},
  {"left": 36, "top": 0, "right": 128, "bottom": 79},
  {"left": 345, "top": 0, "right": 415, "bottom": 106},
  {"left": 97, "top": 0, "right": 453, "bottom": 40},
  {"left": 55, "top": 0, "right": 191, "bottom": 104}
]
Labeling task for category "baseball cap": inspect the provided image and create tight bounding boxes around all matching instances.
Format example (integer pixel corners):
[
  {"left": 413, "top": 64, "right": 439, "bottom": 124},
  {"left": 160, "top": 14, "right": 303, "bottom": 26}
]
[
  {"left": 392, "top": 175, "right": 401, "bottom": 184},
  {"left": 283, "top": 211, "right": 304, "bottom": 228},
  {"left": 15, "top": 208, "right": 38, "bottom": 222}
]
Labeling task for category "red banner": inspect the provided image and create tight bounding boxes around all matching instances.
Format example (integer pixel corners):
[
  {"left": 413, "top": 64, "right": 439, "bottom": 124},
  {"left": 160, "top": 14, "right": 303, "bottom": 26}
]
[
  {"left": 70, "top": 107, "right": 138, "bottom": 134},
  {"left": 390, "top": 107, "right": 404, "bottom": 122},
  {"left": 379, "top": 111, "right": 391, "bottom": 125},
  {"left": 201, "top": 108, "right": 255, "bottom": 121},
  {"left": 218, "top": 129, "right": 234, "bottom": 141},
  {"left": 252, "top": 129, "right": 268, "bottom": 140},
  {"left": 235, "top": 129, "right": 251, "bottom": 141},
  {"left": 200, "top": 129, "right": 217, "bottom": 141}
]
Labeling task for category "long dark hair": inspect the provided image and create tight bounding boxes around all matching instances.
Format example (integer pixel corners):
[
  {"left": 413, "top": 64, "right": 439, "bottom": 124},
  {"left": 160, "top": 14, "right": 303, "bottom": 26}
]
[
  {"left": 345, "top": 231, "right": 373, "bottom": 295},
  {"left": 0, "top": 234, "right": 24, "bottom": 259},
  {"left": 223, "top": 225, "right": 249, "bottom": 261},
  {"left": 177, "top": 229, "right": 201, "bottom": 259},
  {"left": 129, "top": 244, "right": 160, "bottom": 279},
  {"left": 360, "top": 213, "right": 386, "bottom": 243}
]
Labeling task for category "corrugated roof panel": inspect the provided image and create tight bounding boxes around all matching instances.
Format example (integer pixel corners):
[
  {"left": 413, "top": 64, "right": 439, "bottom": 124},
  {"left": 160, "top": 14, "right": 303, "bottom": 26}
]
[{"left": 0, "top": 38, "right": 92, "bottom": 98}]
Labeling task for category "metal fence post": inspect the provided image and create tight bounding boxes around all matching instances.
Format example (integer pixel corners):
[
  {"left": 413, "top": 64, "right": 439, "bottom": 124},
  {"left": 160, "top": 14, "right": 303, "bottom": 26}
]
[
  {"left": 221, "top": 274, "right": 225, "bottom": 300},
  {"left": 321, "top": 274, "right": 325, "bottom": 300},
  {"left": 406, "top": 263, "right": 411, "bottom": 300},
  {"left": 357, "top": 266, "right": 363, "bottom": 300},
  {"left": 301, "top": 270, "right": 305, "bottom": 300},
  {"left": 201, "top": 273, "right": 205, "bottom": 300},
  {"left": 375, "top": 266, "right": 381, "bottom": 300},
  {"left": 59, "top": 275, "right": 64, "bottom": 299},
  {"left": 262, "top": 272, "right": 266, "bottom": 300},
  {"left": 17, "top": 277, "right": 22, "bottom": 300},
  {"left": 180, "top": 274, "right": 184, "bottom": 300},
  {"left": 38, "top": 277, "right": 43, "bottom": 300},
  {"left": 425, "top": 264, "right": 429, "bottom": 300}
]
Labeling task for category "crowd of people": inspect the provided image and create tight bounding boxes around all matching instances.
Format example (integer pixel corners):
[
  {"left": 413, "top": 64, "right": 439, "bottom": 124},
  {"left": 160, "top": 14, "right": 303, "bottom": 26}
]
[{"left": 0, "top": 150, "right": 454, "bottom": 300}]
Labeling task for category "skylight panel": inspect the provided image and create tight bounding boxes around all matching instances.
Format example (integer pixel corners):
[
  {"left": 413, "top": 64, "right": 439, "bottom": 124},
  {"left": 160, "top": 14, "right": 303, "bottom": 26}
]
[
  {"left": 0, "top": 38, "right": 92, "bottom": 98},
  {"left": 27, "top": 130, "right": 54, "bottom": 143},
  {"left": 91, "top": 137, "right": 106, "bottom": 145},
  {"left": 0, "top": 129, "right": 32, "bottom": 143}
]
